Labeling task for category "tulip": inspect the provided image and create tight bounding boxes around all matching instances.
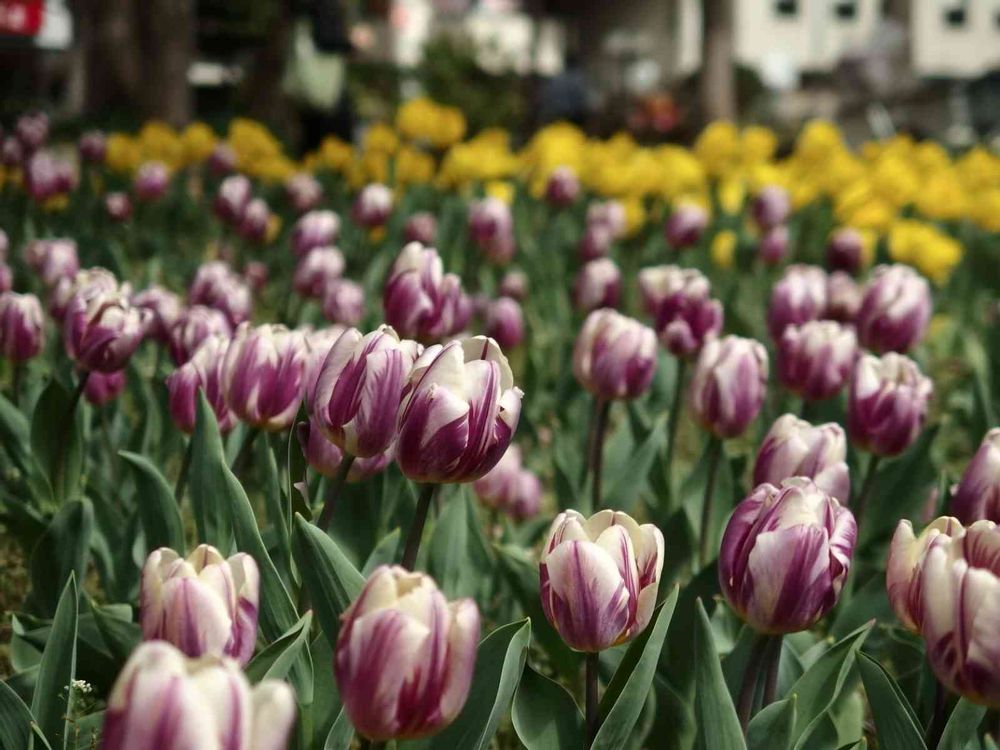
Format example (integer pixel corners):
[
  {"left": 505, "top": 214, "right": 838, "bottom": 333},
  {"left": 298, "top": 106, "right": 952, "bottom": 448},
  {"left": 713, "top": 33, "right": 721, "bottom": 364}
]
[
  {"left": 168, "top": 305, "right": 232, "bottom": 365},
  {"left": 140, "top": 544, "right": 259, "bottom": 664},
  {"left": 297, "top": 418, "right": 394, "bottom": 480},
  {"left": 824, "top": 271, "right": 862, "bottom": 323},
  {"left": 758, "top": 225, "right": 789, "bottom": 266},
  {"left": 103, "top": 641, "right": 296, "bottom": 750},
  {"left": 509, "top": 470, "right": 542, "bottom": 521},
  {"left": 383, "top": 242, "right": 468, "bottom": 343},
  {"left": 312, "top": 325, "right": 419, "bottom": 459},
  {"left": 104, "top": 191, "right": 132, "bottom": 222},
  {"left": 540, "top": 509, "right": 664, "bottom": 652},
  {"left": 239, "top": 197, "right": 271, "bottom": 244},
  {"left": 166, "top": 334, "right": 236, "bottom": 434},
  {"left": 0, "top": 292, "right": 45, "bottom": 362},
  {"left": 213, "top": 174, "right": 252, "bottom": 226},
  {"left": 83, "top": 369, "right": 126, "bottom": 406},
  {"left": 24, "top": 151, "right": 75, "bottom": 202},
  {"left": 223, "top": 323, "right": 308, "bottom": 432},
  {"left": 847, "top": 352, "right": 932, "bottom": 457},
  {"left": 15, "top": 112, "right": 48, "bottom": 152},
  {"left": 132, "top": 284, "right": 183, "bottom": 343},
  {"left": 856, "top": 264, "right": 932, "bottom": 354},
  {"left": 134, "top": 161, "right": 170, "bottom": 202},
  {"left": 321, "top": 279, "right": 365, "bottom": 327},
  {"left": 468, "top": 197, "right": 516, "bottom": 264},
  {"left": 777, "top": 320, "right": 857, "bottom": 401},
  {"left": 352, "top": 182, "right": 393, "bottom": 228},
  {"left": 243, "top": 261, "right": 268, "bottom": 294},
  {"left": 0, "top": 264, "right": 10, "bottom": 294},
  {"left": 484, "top": 296, "right": 525, "bottom": 350},
  {"left": 637, "top": 265, "right": 723, "bottom": 358},
  {"left": 1, "top": 136, "right": 23, "bottom": 167},
  {"left": 689, "top": 335, "right": 769, "bottom": 439},
  {"left": 49, "top": 266, "right": 119, "bottom": 321},
  {"left": 544, "top": 166, "right": 580, "bottom": 207},
  {"left": 751, "top": 185, "right": 791, "bottom": 230},
  {"left": 335, "top": 566, "right": 480, "bottom": 741},
  {"left": 573, "top": 309, "right": 657, "bottom": 402},
  {"left": 574, "top": 258, "right": 621, "bottom": 313},
  {"left": 78, "top": 130, "right": 106, "bottom": 164},
  {"left": 753, "top": 414, "right": 850, "bottom": 503},
  {"left": 302, "top": 326, "right": 346, "bottom": 408},
  {"left": 499, "top": 269, "right": 528, "bottom": 300},
  {"left": 919, "top": 520, "right": 1000, "bottom": 706},
  {"left": 404, "top": 211, "right": 437, "bottom": 245},
  {"left": 292, "top": 210, "right": 341, "bottom": 257},
  {"left": 719, "top": 477, "right": 857, "bottom": 634},
  {"left": 473, "top": 444, "right": 523, "bottom": 511},
  {"left": 578, "top": 222, "right": 615, "bottom": 262},
  {"left": 293, "top": 247, "right": 345, "bottom": 298},
  {"left": 396, "top": 336, "right": 522, "bottom": 483},
  {"left": 64, "top": 289, "right": 149, "bottom": 373},
  {"left": 767, "top": 264, "right": 828, "bottom": 340},
  {"left": 285, "top": 172, "right": 323, "bottom": 213},
  {"left": 586, "top": 200, "right": 627, "bottom": 240},
  {"left": 189, "top": 261, "right": 252, "bottom": 327},
  {"left": 886, "top": 516, "right": 965, "bottom": 632},
  {"left": 826, "top": 227, "right": 865, "bottom": 273},
  {"left": 24, "top": 238, "right": 79, "bottom": 288},
  {"left": 950, "top": 429, "right": 1000, "bottom": 524},
  {"left": 664, "top": 203, "right": 708, "bottom": 250},
  {"left": 208, "top": 142, "right": 237, "bottom": 175}
]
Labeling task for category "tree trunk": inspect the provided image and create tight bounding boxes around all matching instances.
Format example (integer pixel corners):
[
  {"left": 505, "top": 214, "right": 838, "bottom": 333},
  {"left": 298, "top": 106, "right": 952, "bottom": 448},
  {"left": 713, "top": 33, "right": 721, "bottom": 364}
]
[
  {"left": 139, "top": 0, "right": 194, "bottom": 125},
  {"left": 81, "top": 0, "right": 142, "bottom": 115},
  {"left": 700, "top": 0, "right": 736, "bottom": 122}
]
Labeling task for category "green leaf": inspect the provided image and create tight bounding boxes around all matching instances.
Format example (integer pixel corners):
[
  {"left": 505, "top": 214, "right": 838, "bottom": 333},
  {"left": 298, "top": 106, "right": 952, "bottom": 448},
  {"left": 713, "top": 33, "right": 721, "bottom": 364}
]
[
  {"left": 290, "top": 514, "right": 365, "bottom": 646},
  {"left": 593, "top": 588, "right": 680, "bottom": 750},
  {"left": 0, "top": 391, "right": 33, "bottom": 473},
  {"left": 245, "top": 611, "right": 314, "bottom": 706},
  {"left": 119, "top": 451, "right": 186, "bottom": 553},
  {"left": 362, "top": 528, "right": 401, "bottom": 576},
  {"left": 937, "top": 698, "right": 987, "bottom": 750},
  {"left": 187, "top": 391, "right": 236, "bottom": 548},
  {"left": 747, "top": 697, "right": 797, "bottom": 750},
  {"left": 30, "top": 380, "right": 84, "bottom": 503},
  {"left": 511, "top": 664, "right": 583, "bottom": 749},
  {"left": 31, "top": 575, "right": 78, "bottom": 750},
  {"left": 681, "top": 438, "right": 734, "bottom": 564},
  {"left": 27, "top": 500, "right": 93, "bottom": 618},
  {"left": 603, "top": 415, "right": 666, "bottom": 511},
  {"left": 258, "top": 435, "right": 291, "bottom": 577},
  {"left": 857, "top": 653, "right": 926, "bottom": 750},
  {"left": 427, "top": 489, "right": 491, "bottom": 600},
  {"left": 0, "top": 678, "right": 39, "bottom": 750},
  {"left": 90, "top": 603, "right": 141, "bottom": 667},
  {"left": 692, "top": 599, "right": 746, "bottom": 750},
  {"left": 323, "top": 707, "right": 354, "bottom": 750}
]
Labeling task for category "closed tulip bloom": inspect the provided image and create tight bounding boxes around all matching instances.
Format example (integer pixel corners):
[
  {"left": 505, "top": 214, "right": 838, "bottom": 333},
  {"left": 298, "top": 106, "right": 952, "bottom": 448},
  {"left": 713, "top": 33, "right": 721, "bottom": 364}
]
[
  {"left": 540, "top": 509, "right": 664, "bottom": 652},
  {"left": 753, "top": 414, "right": 850, "bottom": 503},
  {"left": 951, "top": 429, "right": 1000, "bottom": 524},
  {"left": 573, "top": 310, "right": 657, "bottom": 401},
  {"left": 578, "top": 221, "right": 615, "bottom": 262},
  {"left": 574, "top": 258, "right": 621, "bottom": 313},
  {"left": 190, "top": 261, "right": 252, "bottom": 327},
  {"left": 499, "top": 269, "right": 528, "bottom": 300},
  {"left": 103, "top": 641, "right": 296, "bottom": 750},
  {"left": 312, "top": 325, "right": 418, "bottom": 458},
  {"left": 335, "top": 566, "right": 480, "bottom": 741},
  {"left": 383, "top": 242, "right": 468, "bottom": 343},
  {"left": 826, "top": 227, "right": 865, "bottom": 274},
  {"left": 920, "top": 521, "right": 1000, "bottom": 706},
  {"left": 751, "top": 185, "right": 791, "bottom": 230},
  {"left": 132, "top": 284, "right": 183, "bottom": 343},
  {"left": 168, "top": 305, "right": 232, "bottom": 365},
  {"left": 292, "top": 210, "right": 341, "bottom": 257},
  {"left": 0, "top": 263, "right": 11, "bottom": 294},
  {"left": 64, "top": 290, "right": 149, "bottom": 373},
  {"left": 509, "top": 470, "right": 542, "bottom": 521},
  {"left": 208, "top": 142, "right": 237, "bottom": 175},
  {"left": 777, "top": 320, "right": 857, "bottom": 401},
  {"left": 484, "top": 296, "right": 525, "bottom": 350},
  {"left": 297, "top": 418, "right": 394, "bottom": 481},
  {"left": 0, "top": 292, "right": 45, "bottom": 362},
  {"left": 545, "top": 166, "right": 580, "bottom": 207},
  {"left": 404, "top": 211, "right": 437, "bottom": 245},
  {"left": 397, "top": 336, "right": 522, "bottom": 483},
  {"left": 239, "top": 197, "right": 271, "bottom": 243},
  {"left": 473, "top": 444, "right": 523, "bottom": 511},
  {"left": 78, "top": 130, "right": 106, "bottom": 164},
  {"left": 83, "top": 369, "right": 126, "bottom": 406},
  {"left": 166, "top": 334, "right": 236, "bottom": 434},
  {"left": 104, "top": 191, "right": 132, "bottom": 222},
  {"left": 15, "top": 112, "right": 49, "bottom": 152},
  {"left": 638, "top": 265, "right": 723, "bottom": 358},
  {"left": 134, "top": 161, "right": 170, "bottom": 201},
  {"left": 469, "top": 197, "right": 513, "bottom": 246},
  {"left": 664, "top": 203, "right": 709, "bottom": 250},
  {"left": 1, "top": 136, "right": 23, "bottom": 167},
  {"left": 322, "top": 279, "right": 365, "bottom": 327},
  {"left": 24, "top": 151, "right": 74, "bottom": 202},
  {"left": 758, "top": 225, "right": 790, "bottom": 266},
  {"left": 848, "top": 352, "right": 932, "bottom": 457},
  {"left": 689, "top": 335, "right": 769, "bottom": 439},
  {"left": 767, "top": 264, "right": 828, "bottom": 340},
  {"left": 587, "top": 200, "right": 627, "bottom": 240},
  {"left": 352, "top": 182, "right": 393, "bottom": 228},
  {"left": 213, "top": 174, "right": 252, "bottom": 225},
  {"left": 856, "top": 264, "right": 932, "bottom": 354},
  {"left": 224, "top": 323, "right": 308, "bottom": 431},
  {"left": 25, "top": 238, "right": 79, "bottom": 287},
  {"left": 285, "top": 172, "right": 323, "bottom": 213},
  {"left": 886, "top": 516, "right": 965, "bottom": 632},
  {"left": 302, "top": 326, "right": 346, "bottom": 408},
  {"left": 49, "top": 266, "right": 119, "bottom": 321},
  {"left": 720, "top": 478, "right": 856, "bottom": 634},
  {"left": 824, "top": 271, "right": 862, "bottom": 323},
  {"left": 293, "top": 247, "right": 345, "bottom": 298}
]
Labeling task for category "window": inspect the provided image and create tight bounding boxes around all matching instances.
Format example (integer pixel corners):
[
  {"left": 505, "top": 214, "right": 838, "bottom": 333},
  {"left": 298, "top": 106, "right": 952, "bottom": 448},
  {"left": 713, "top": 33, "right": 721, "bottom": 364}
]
[
  {"left": 834, "top": 1, "right": 857, "bottom": 21},
  {"left": 944, "top": 7, "right": 967, "bottom": 27},
  {"left": 775, "top": 0, "right": 798, "bottom": 17}
]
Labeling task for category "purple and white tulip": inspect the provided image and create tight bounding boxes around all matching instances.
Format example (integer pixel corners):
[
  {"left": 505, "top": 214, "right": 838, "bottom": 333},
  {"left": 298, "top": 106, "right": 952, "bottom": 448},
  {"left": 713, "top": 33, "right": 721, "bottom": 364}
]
[
  {"left": 24, "top": 238, "right": 79, "bottom": 288},
  {"left": 468, "top": 197, "right": 516, "bottom": 264},
  {"left": 321, "top": 279, "right": 365, "bottom": 327},
  {"left": 238, "top": 198, "right": 271, "bottom": 244},
  {"left": 297, "top": 418, "right": 394, "bottom": 481},
  {"left": 208, "top": 143, "right": 237, "bottom": 176},
  {"left": 404, "top": 212, "right": 437, "bottom": 246},
  {"left": 189, "top": 261, "right": 252, "bottom": 327},
  {"left": 578, "top": 222, "right": 615, "bottom": 262},
  {"left": 168, "top": 305, "right": 233, "bottom": 365},
  {"left": 751, "top": 185, "right": 791, "bottom": 230},
  {"left": 758, "top": 225, "right": 790, "bottom": 267},
  {"left": 105, "top": 191, "right": 133, "bottom": 222},
  {"left": 689, "top": 335, "right": 769, "bottom": 439},
  {"left": 484, "top": 296, "right": 525, "bottom": 350},
  {"left": 84, "top": 369, "right": 127, "bottom": 406},
  {"left": 664, "top": 203, "right": 709, "bottom": 250},
  {"left": 767, "top": 264, "right": 828, "bottom": 340},
  {"left": 293, "top": 247, "right": 345, "bottom": 299},
  {"left": 292, "top": 210, "right": 341, "bottom": 258},
  {"left": 572, "top": 309, "right": 657, "bottom": 402},
  {"left": 352, "top": 183, "right": 393, "bottom": 228},
  {"left": 824, "top": 271, "right": 862, "bottom": 324},
  {"left": 78, "top": 130, "right": 107, "bottom": 164},
  {"left": 499, "top": 269, "right": 528, "bottom": 301},
  {"left": 847, "top": 352, "right": 932, "bottom": 457},
  {"left": 777, "top": 320, "right": 857, "bottom": 401},
  {"left": 383, "top": 242, "right": 468, "bottom": 343},
  {"left": 134, "top": 161, "right": 170, "bottom": 202},
  {"left": 132, "top": 284, "right": 183, "bottom": 343},
  {"left": 223, "top": 323, "right": 308, "bottom": 431},
  {"left": 753, "top": 414, "right": 850, "bottom": 503},
  {"left": 951, "top": 429, "right": 1000, "bottom": 524},
  {"left": 0, "top": 292, "right": 45, "bottom": 362},
  {"left": 285, "top": 172, "right": 323, "bottom": 213},
  {"left": 213, "top": 174, "right": 252, "bottom": 226},
  {"left": 574, "top": 258, "right": 621, "bottom": 313},
  {"left": 886, "top": 516, "right": 965, "bottom": 632},
  {"left": 64, "top": 289, "right": 149, "bottom": 373},
  {"left": 49, "top": 266, "right": 119, "bottom": 322},
  {"left": 544, "top": 166, "right": 580, "bottom": 207},
  {"left": 856, "top": 264, "right": 932, "bottom": 354},
  {"left": 637, "top": 265, "right": 723, "bottom": 358},
  {"left": 826, "top": 227, "right": 865, "bottom": 274},
  {"left": 166, "top": 334, "right": 236, "bottom": 434}
]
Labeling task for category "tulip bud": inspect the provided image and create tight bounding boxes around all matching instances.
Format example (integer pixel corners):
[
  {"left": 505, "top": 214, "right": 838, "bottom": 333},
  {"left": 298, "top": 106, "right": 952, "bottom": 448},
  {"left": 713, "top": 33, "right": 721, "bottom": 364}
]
[
  {"left": 0, "top": 292, "right": 45, "bottom": 362},
  {"left": 134, "top": 161, "right": 170, "bottom": 202},
  {"left": 15, "top": 112, "right": 48, "bottom": 152},
  {"left": 336, "top": 566, "right": 479, "bottom": 741},
  {"left": 238, "top": 197, "right": 271, "bottom": 244},
  {"left": 321, "top": 279, "right": 365, "bottom": 327},
  {"left": 292, "top": 210, "right": 341, "bottom": 257},
  {"left": 886, "top": 516, "right": 965, "bottom": 632},
  {"left": 469, "top": 197, "right": 516, "bottom": 264},
  {"left": 404, "top": 211, "right": 437, "bottom": 245},
  {"left": 720, "top": 478, "right": 856, "bottom": 634},
  {"left": 397, "top": 336, "right": 522, "bottom": 483},
  {"left": 166, "top": 334, "right": 236, "bottom": 434},
  {"left": 293, "top": 247, "right": 345, "bottom": 298},
  {"left": 104, "top": 191, "right": 132, "bottom": 222},
  {"left": 586, "top": 200, "right": 627, "bottom": 240},
  {"left": 848, "top": 352, "right": 932, "bottom": 457},
  {"left": 297, "top": 418, "right": 393, "bottom": 481},
  {"left": 84, "top": 369, "right": 126, "bottom": 406},
  {"left": 777, "top": 320, "right": 857, "bottom": 401},
  {"left": 352, "top": 182, "right": 393, "bottom": 228},
  {"left": 285, "top": 172, "right": 323, "bottom": 213},
  {"left": 132, "top": 284, "right": 183, "bottom": 343},
  {"left": 103, "top": 641, "right": 296, "bottom": 750},
  {"left": 573, "top": 310, "right": 657, "bottom": 401},
  {"left": 767, "top": 264, "right": 828, "bottom": 340},
  {"left": 751, "top": 185, "right": 791, "bottom": 230},
  {"left": 140, "top": 544, "right": 260, "bottom": 664},
  {"left": 24, "top": 238, "right": 79, "bottom": 288},
  {"left": 753, "top": 415, "right": 850, "bottom": 503},
  {"left": 919, "top": 520, "right": 1000, "bottom": 706},
  {"left": 64, "top": 290, "right": 150, "bottom": 373},
  {"left": 1, "top": 136, "right": 23, "bottom": 167},
  {"left": 856, "top": 264, "right": 932, "bottom": 354},
  {"left": 484, "top": 296, "right": 525, "bottom": 350},
  {"left": 223, "top": 323, "right": 308, "bottom": 431},
  {"left": 689, "top": 335, "right": 769, "bottom": 439},
  {"left": 826, "top": 227, "right": 865, "bottom": 273},
  {"left": 545, "top": 166, "right": 580, "bottom": 207},
  {"left": 758, "top": 225, "right": 789, "bottom": 266},
  {"left": 509, "top": 470, "right": 542, "bottom": 521},
  {"left": 213, "top": 174, "right": 252, "bottom": 226},
  {"left": 78, "top": 130, "right": 106, "bottom": 164},
  {"left": 0, "top": 264, "right": 11, "bottom": 294},
  {"left": 664, "top": 203, "right": 709, "bottom": 250},
  {"left": 208, "top": 142, "right": 237, "bottom": 176},
  {"left": 189, "top": 261, "right": 252, "bottom": 327},
  {"left": 24, "top": 151, "right": 75, "bottom": 202},
  {"left": 540, "top": 509, "right": 664, "bottom": 652},
  {"left": 474, "top": 444, "right": 522, "bottom": 510},
  {"left": 637, "top": 265, "right": 723, "bottom": 358},
  {"left": 302, "top": 326, "right": 346, "bottom": 408},
  {"left": 499, "top": 269, "right": 528, "bottom": 301},
  {"left": 383, "top": 242, "right": 468, "bottom": 343},
  {"left": 574, "top": 258, "right": 621, "bottom": 313},
  {"left": 824, "top": 271, "right": 861, "bottom": 323},
  {"left": 49, "top": 266, "right": 118, "bottom": 322},
  {"left": 168, "top": 305, "right": 232, "bottom": 365},
  {"left": 312, "top": 325, "right": 418, "bottom": 458},
  {"left": 950, "top": 429, "right": 1000, "bottom": 524},
  {"left": 578, "top": 222, "right": 614, "bottom": 262}
]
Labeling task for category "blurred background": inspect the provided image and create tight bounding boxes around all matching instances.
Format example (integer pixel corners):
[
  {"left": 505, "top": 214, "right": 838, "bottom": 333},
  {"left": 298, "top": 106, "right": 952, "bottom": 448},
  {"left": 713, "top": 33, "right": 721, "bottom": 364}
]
[{"left": 1, "top": 0, "right": 1000, "bottom": 149}]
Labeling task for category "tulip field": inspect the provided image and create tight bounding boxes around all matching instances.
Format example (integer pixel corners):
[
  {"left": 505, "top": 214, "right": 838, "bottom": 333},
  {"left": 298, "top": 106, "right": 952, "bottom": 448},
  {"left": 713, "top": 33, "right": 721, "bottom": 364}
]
[{"left": 2, "top": 103, "right": 1000, "bottom": 750}]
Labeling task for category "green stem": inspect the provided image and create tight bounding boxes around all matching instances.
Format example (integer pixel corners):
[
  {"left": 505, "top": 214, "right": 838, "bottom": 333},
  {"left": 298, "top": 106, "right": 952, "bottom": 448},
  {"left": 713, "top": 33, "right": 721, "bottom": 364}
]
[
  {"left": 175, "top": 437, "right": 193, "bottom": 504},
  {"left": 664, "top": 359, "right": 687, "bottom": 509},
  {"left": 698, "top": 436, "right": 724, "bottom": 567},
  {"left": 586, "top": 651, "right": 601, "bottom": 747},
  {"left": 401, "top": 484, "right": 437, "bottom": 570},
  {"left": 316, "top": 454, "right": 355, "bottom": 532},
  {"left": 68, "top": 371, "right": 91, "bottom": 417},
  {"left": 737, "top": 633, "right": 769, "bottom": 733},
  {"left": 762, "top": 634, "right": 783, "bottom": 708},
  {"left": 853, "top": 453, "right": 881, "bottom": 532},
  {"left": 925, "top": 675, "right": 948, "bottom": 749},
  {"left": 589, "top": 398, "right": 611, "bottom": 512},
  {"left": 230, "top": 427, "right": 259, "bottom": 477}
]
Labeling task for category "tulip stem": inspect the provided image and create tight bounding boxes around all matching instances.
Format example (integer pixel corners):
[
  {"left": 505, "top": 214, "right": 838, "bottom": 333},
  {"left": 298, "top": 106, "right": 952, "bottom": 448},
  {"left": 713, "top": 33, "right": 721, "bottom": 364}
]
[
  {"left": 737, "top": 633, "right": 769, "bottom": 733},
  {"left": 762, "top": 634, "right": 783, "bottom": 708},
  {"left": 698, "top": 437, "right": 723, "bottom": 567},
  {"left": 853, "top": 454, "right": 881, "bottom": 531},
  {"left": 175, "top": 437, "right": 193, "bottom": 504},
  {"left": 231, "top": 427, "right": 259, "bottom": 477},
  {"left": 68, "top": 370, "right": 91, "bottom": 417},
  {"left": 589, "top": 398, "right": 611, "bottom": 512},
  {"left": 586, "top": 651, "right": 601, "bottom": 747},
  {"left": 925, "top": 677, "right": 948, "bottom": 748},
  {"left": 401, "top": 483, "right": 436, "bottom": 570},
  {"left": 10, "top": 362, "right": 22, "bottom": 407},
  {"left": 317, "top": 454, "right": 355, "bottom": 532},
  {"left": 664, "top": 359, "right": 687, "bottom": 509}
]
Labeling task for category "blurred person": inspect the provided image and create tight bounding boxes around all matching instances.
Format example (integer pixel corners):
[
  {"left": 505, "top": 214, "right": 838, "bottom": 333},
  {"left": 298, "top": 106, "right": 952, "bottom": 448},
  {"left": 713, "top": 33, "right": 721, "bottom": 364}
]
[{"left": 538, "top": 51, "right": 591, "bottom": 126}]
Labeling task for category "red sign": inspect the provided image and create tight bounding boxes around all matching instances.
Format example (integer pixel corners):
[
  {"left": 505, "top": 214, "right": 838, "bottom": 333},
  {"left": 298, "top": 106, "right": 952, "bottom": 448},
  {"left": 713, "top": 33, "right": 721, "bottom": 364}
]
[{"left": 0, "top": 0, "right": 44, "bottom": 36}]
